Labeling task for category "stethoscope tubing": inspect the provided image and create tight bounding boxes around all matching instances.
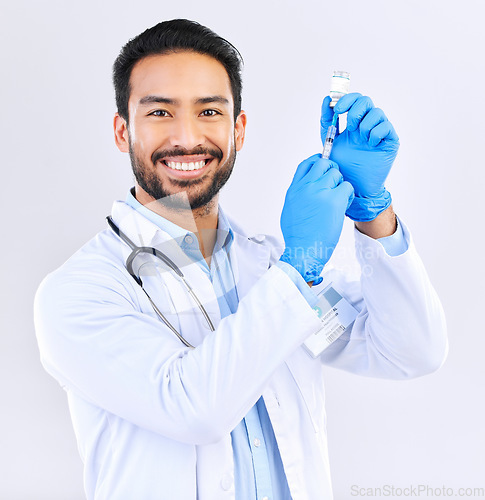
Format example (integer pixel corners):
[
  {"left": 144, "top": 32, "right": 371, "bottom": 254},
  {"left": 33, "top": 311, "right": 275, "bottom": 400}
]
[{"left": 106, "top": 216, "right": 216, "bottom": 349}]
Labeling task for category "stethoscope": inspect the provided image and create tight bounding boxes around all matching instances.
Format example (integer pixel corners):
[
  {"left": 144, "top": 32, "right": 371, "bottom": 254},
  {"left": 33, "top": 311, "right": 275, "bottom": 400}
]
[{"left": 106, "top": 216, "right": 216, "bottom": 349}]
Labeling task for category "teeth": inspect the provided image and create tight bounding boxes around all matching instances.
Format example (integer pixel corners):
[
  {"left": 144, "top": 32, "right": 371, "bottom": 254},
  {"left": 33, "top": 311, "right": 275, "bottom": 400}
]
[{"left": 165, "top": 160, "right": 207, "bottom": 171}]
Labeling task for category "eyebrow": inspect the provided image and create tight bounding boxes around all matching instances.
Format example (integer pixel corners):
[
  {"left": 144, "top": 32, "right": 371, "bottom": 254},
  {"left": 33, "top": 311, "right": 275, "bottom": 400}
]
[
  {"left": 196, "top": 96, "right": 230, "bottom": 106},
  {"left": 138, "top": 95, "right": 230, "bottom": 107}
]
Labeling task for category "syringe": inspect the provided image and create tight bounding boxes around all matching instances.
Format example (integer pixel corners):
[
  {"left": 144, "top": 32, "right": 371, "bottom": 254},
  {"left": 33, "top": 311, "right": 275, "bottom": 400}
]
[{"left": 322, "top": 113, "right": 339, "bottom": 159}]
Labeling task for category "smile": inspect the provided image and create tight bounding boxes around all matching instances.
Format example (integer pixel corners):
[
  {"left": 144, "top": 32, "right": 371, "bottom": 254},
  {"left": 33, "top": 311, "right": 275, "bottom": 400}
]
[{"left": 164, "top": 159, "right": 210, "bottom": 171}]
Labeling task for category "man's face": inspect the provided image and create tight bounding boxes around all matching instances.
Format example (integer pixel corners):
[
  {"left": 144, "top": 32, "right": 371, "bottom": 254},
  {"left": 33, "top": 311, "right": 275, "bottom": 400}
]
[{"left": 114, "top": 51, "right": 246, "bottom": 210}]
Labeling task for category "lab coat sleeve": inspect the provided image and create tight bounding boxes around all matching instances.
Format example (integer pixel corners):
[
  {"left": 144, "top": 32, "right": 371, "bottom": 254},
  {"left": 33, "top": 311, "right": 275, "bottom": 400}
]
[
  {"left": 317, "top": 219, "right": 448, "bottom": 379},
  {"left": 34, "top": 249, "right": 323, "bottom": 446}
]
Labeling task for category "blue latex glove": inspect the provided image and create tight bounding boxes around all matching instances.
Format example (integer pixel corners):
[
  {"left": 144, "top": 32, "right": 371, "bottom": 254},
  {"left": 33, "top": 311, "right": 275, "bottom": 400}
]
[
  {"left": 320, "top": 93, "right": 400, "bottom": 221},
  {"left": 280, "top": 154, "right": 354, "bottom": 284}
]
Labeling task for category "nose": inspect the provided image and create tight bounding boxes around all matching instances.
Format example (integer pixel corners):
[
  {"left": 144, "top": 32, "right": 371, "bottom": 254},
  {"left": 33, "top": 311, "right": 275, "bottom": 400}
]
[{"left": 168, "top": 114, "right": 205, "bottom": 150}]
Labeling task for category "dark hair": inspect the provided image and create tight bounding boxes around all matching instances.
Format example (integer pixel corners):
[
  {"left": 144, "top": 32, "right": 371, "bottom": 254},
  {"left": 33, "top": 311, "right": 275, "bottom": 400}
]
[{"left": 113, "top": 19, "right": 243, "bottom": 122}]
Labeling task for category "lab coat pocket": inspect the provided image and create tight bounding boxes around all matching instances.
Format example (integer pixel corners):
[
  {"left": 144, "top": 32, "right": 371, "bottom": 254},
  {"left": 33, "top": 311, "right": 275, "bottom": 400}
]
[{"left": 285, "top": 348, "right": 327, "bottom": 434}]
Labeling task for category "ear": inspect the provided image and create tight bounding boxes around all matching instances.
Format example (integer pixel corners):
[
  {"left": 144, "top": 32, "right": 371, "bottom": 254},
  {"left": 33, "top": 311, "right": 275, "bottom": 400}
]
[
  {"left": 234, "top": 110, "right": 247, "bottom": 152},
  {"left": 114, "top": 113, "right": 130, "bottom": 153}
]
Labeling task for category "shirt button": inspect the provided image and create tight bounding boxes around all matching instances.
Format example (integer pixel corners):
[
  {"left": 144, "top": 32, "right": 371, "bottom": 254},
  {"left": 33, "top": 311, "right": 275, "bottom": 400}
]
[
  {"left": 220, "top": 473, "right": 233, "bottom": 491},
  {"left": 251, "top": 234, "right": 266, "bottom": 243},
  {"left": 184, "top": 234, "right": 194, "bottom": 244},
  {"left": 253, "top": 438, "right": 261, "bottom": 447}
]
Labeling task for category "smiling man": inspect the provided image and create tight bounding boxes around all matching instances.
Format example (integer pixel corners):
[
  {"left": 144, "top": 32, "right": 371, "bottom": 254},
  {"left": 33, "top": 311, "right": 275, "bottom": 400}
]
[
  {"left": 120, "top": 52, "right": 243, "bottom": 207},
  {"left": 34, "top": 19, "right": 447, "bottom": 500}
]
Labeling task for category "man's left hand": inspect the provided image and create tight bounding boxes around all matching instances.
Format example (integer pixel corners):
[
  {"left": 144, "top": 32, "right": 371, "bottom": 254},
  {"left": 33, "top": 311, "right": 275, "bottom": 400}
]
[{"left": 320, "top": 93, "right": 399, "bottom": 222}]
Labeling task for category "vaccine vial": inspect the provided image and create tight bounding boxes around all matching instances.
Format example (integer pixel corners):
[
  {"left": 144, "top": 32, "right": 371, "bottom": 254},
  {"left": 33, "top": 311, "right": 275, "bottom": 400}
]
[{"left": 329, "top": 71, "right": 351, "bottom": 108}]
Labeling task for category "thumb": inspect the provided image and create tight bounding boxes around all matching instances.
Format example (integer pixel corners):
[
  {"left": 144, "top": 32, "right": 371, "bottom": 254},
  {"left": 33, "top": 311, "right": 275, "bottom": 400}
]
[
  {"left": 320, "top": 95, "right": 335, "bottom": 145},
  {"left": 335, "top": 180, "right": 355, "bottom": 210}
]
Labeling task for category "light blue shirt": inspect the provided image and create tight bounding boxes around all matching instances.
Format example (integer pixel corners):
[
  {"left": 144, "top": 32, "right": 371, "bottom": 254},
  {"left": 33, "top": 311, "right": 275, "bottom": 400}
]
[{"left": 126, "top": 189, "right": 407, "bottom": 500}]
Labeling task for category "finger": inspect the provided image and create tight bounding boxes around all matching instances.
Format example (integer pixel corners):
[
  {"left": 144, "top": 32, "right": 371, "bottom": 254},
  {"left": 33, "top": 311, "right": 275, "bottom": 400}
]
[
  {"left": 292, "top": 153, "right": 322, "bottom": 184},
  {"left": 320, "top": 95, "right": 334, "bottom": 141},
  {"left": 313, "top": 165, "right": 343, "bottom": 189},
  {"left": 359, "top": 108, "right": 387, "bottom": 142},
  {"left": 305, "top": 157, "right": 338, "bottom": 183},
  {"left": 333, "top": 92, "right": 363, "bottom": 115},
  {"left": 334, "top": 180, "right": 355, "bottom": 210},
  {"left": 369, "top": 121, "right": 399, "bottom": 147},
  {"left": 345, "top": 96, "right": 375, "bottom": 132}
]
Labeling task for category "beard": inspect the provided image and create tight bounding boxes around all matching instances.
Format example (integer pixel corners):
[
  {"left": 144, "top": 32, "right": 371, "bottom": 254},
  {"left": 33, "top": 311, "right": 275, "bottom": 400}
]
[{"left": 128, "top": 139, "right": 236, "bottom": 211}]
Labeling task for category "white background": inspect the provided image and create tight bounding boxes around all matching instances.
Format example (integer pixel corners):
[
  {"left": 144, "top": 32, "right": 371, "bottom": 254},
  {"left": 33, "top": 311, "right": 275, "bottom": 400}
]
[{"left": 1, "top": 0, "right": 484, "bottom": 498}]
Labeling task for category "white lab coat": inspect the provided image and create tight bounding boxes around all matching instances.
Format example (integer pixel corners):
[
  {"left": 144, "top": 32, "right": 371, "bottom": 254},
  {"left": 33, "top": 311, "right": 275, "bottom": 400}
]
[{"left": 34, "top": 201, "right": 448, "bottom": 500}]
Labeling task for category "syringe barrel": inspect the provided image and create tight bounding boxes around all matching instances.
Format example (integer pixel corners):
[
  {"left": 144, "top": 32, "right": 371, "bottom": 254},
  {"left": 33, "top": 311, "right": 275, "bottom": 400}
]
[{"left": 322, "top": 125, "right": 337, "bottom": 159}]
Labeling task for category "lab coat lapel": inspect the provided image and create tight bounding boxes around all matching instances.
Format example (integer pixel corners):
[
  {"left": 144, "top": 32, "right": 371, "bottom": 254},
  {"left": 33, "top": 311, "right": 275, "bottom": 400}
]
[
  {"left": 155, "top": 234, "right": 222, "bottom": 342},
  {"left": 230, "top": 230, "right": 272, "bottom": 301}
]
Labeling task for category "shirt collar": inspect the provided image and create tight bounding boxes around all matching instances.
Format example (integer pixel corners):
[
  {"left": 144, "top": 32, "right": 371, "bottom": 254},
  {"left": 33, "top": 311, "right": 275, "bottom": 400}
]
[
  {"left": 214, "top": 205, "right": 234, "bottom": 252},
  {"left": 125, "top": 187, "right": 234, "bottom": 254}
]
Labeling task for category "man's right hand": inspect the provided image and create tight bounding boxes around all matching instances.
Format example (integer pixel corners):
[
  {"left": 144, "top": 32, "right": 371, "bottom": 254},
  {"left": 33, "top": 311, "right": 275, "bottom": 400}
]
[{"left": 279, "top": 154, "right": 354, "bottom": 284}]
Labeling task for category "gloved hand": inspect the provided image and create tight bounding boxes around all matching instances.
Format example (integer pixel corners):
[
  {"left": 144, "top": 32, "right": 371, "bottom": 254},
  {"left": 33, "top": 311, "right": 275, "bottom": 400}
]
[
  {"left": 280, "top": 154, "right": 354, "bottom": 284},
  {"left": 320, "top": 93, "right": 400, "bottom": 221}
]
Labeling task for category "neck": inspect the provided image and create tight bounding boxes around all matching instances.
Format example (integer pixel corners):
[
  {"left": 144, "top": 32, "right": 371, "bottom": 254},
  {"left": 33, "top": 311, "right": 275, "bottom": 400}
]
[{"left": 134, "top": 186, "right": 219, "bottom": 261}]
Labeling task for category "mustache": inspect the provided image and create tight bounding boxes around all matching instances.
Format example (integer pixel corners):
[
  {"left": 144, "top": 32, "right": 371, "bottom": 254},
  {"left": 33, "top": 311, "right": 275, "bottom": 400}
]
[{"left": 151, "top": 147, "right": 223, "bottom": 164}]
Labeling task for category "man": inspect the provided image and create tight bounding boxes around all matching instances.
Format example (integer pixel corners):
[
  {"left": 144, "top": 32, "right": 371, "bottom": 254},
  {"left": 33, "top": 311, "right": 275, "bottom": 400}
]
[{"left": 34, "top": 19, "right": 447, "bottom": 500}]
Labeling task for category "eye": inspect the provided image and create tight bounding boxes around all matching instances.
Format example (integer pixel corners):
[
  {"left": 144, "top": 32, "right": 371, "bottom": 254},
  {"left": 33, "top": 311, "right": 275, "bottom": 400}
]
[
  {"left": 200, "top": 109, "right": 220, "bottom": 117},
  {"left": 149, "top": 109, "right": 170, "bottom": 117}
]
